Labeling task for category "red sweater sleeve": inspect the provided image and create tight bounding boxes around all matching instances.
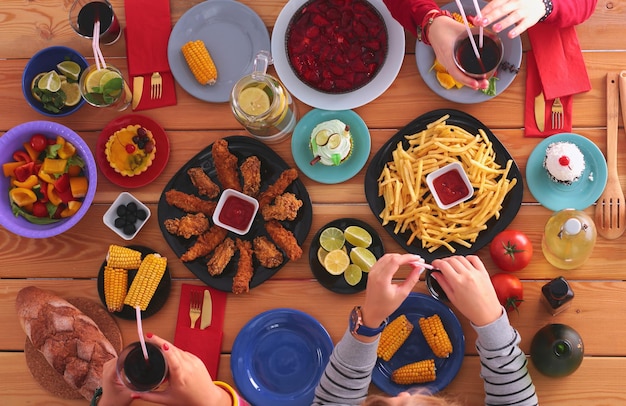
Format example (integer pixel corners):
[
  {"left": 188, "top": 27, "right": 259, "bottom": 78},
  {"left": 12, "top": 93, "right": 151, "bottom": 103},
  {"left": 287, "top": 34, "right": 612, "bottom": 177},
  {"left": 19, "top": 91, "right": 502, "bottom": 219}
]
[
  {"left": 382, "top": 0, "right": 440, "bottom": 37},
  {"left": 547, "top": 0, "right": 597, "bottom": 28}
]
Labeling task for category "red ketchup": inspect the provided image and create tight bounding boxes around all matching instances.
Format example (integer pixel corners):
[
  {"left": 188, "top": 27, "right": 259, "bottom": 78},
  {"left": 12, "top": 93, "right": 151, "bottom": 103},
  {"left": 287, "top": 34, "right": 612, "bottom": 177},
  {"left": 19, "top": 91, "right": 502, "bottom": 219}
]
[
  {"left": 218, "top": 195, "right": 256, "bottom": 231},
  {"left": 432, "top": 169, "right": 470, "bottom": 205}
]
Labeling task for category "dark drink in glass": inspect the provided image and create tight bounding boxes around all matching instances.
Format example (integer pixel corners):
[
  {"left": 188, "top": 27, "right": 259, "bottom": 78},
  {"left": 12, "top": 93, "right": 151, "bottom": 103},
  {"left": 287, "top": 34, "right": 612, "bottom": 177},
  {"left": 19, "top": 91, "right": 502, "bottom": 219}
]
[
  {"left": 69, "top": 0, "right": 121, "bottom": 45},
  {"left": 116, "top": 342, "right": 168, "bottom": 392},
  {"left": 453, "top": 27, "right": 503, "bottom": 79}
]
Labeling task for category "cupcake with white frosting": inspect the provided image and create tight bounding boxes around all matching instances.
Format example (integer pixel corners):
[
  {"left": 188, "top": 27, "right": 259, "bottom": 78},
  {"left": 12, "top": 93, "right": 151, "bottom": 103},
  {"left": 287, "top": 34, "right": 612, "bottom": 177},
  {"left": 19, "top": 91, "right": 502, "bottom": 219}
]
[
  {"left": 310, "top": 119, "right": 353, "bottom": 166},
  {"left": 543, "top": 141, "right": 585, "bottom": 185}
]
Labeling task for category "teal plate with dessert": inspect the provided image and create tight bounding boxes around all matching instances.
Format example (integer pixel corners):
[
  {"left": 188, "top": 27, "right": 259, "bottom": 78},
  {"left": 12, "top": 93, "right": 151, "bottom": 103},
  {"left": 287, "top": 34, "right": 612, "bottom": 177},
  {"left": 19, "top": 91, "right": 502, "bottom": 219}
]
[
  {"left": 526, "top": 133, "right": 607, "bottom": 211},
  {"left": 292, "top": 109, "right": 370, "bottom": 184}
]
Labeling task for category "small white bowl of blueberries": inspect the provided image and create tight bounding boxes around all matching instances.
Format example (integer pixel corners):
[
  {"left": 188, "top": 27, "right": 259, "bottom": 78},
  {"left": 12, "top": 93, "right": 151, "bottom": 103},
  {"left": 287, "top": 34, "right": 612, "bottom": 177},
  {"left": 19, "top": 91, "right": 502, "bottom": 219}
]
[{"left": 103, "top": 192, "right": 150, "bottom": 240}]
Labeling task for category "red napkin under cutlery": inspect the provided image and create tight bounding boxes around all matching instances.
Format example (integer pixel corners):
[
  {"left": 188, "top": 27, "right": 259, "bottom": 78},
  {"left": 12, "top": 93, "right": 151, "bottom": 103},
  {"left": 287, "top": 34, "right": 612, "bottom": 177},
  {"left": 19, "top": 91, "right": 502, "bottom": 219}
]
[
  {"left": 124, "top": 0, "right": 177, "bottom": 111},
  {"left": 524, "top": 23, "right": 591, "bottom": 137},
  {"left": 173, "top": 284, "right": 227, "bottom": 379}
]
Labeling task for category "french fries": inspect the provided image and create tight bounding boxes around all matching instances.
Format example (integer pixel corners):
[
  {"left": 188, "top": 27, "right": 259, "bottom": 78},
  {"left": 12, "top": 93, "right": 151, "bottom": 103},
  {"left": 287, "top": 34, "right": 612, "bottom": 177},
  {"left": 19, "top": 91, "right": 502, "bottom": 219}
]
[{"left": 377, "top": 115, "right": 517, "bottom": 253}]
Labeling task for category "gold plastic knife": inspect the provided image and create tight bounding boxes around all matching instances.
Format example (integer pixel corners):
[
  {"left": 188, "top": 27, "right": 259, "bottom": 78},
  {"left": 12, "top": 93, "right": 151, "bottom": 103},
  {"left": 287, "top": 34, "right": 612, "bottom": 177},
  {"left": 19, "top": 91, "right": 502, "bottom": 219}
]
[
  {"left": 132, "top": 76, "right": 144, "bottom": 110},
  {"left": 534, "top": 91, "right": 545, "bottom": 132},
  {"left": 200, "top": 289, "right": 212, "bottom": 329}
]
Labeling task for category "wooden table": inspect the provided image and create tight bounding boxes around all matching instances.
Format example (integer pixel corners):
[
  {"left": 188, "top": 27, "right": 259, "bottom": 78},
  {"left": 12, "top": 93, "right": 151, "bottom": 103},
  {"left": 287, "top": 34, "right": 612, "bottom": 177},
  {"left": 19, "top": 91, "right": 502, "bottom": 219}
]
[{"left": 2, "top": 1, "right": 626, "bottom": 404}]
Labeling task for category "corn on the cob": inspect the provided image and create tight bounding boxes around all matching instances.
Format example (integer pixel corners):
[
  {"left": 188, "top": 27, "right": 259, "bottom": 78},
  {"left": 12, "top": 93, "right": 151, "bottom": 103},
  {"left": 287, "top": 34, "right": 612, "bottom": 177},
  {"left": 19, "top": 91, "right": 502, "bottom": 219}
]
[
  {"left": 391, "top": 359, "right": 436, "bottom": 384},
  {"left": 107, "top": 245, "right": 142, "bottom": 269},
  {"left": 104, "top": 266, "right": 128, "bottom": 312},
  {"left": 182, "top": 40, "right": 218, "bottom": 85},
  {"left": 377, "top": 314, "right": 414, "bottom": 361},
  {"left": 124, "top": 253, "right": 167, "bottom": 311},
  {"left": 419, "top": 314, "right": 453, "bottom": 358}
]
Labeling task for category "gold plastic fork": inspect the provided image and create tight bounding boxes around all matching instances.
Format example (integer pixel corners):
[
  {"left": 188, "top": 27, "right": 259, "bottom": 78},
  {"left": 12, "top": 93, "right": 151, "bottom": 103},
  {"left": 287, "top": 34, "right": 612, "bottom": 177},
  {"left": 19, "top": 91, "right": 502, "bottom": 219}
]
[
  {"left": 189, "top": 290, "right": 202, "bottom": 328},
  {"left": 150, "top": 72, "right": 162, "bottom": 99},
  {"left": 551, "top": 97, "right": 564, "bottom": 129}
]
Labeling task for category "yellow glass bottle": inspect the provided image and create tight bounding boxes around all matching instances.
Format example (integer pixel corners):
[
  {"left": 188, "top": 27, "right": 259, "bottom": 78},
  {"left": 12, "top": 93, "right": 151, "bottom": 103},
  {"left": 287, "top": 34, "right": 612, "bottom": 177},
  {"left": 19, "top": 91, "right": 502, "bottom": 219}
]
[{"left": 541, "top": 209, "right": 596, "bottom": 270}]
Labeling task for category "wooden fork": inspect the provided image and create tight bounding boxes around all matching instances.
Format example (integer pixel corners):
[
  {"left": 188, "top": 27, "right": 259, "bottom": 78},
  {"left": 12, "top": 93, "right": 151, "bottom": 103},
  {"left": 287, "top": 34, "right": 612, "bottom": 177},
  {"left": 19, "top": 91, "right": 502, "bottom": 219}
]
[
  {"left": 189, "top": 290, "right": 202, "bottom": 328},
  {"left": 150, "top": 72, "right": 162, "bottom": 99}
]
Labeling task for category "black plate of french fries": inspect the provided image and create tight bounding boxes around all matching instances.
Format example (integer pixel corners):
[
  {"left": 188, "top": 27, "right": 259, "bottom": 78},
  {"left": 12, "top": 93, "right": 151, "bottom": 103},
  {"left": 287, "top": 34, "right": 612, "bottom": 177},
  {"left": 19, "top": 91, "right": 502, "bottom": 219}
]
[
  {"left": 157, "top": 136, "right": 313, "bottom": 293},
  {"left": 364, "top": 109, "right": 523, "bottom": 262}
]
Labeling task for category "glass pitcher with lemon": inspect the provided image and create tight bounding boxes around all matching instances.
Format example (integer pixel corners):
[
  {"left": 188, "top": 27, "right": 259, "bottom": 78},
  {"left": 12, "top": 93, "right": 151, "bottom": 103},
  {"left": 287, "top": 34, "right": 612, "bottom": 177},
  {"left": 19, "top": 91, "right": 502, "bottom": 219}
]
[{"left": 230, "top": 51, "right": 297, "bottom": 144}]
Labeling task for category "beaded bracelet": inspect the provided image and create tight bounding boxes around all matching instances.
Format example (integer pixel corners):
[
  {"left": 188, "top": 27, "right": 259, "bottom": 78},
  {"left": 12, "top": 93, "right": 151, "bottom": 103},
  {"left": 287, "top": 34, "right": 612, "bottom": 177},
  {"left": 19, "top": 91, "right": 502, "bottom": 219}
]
[
  {"left": 538, "top": 0, "right": 553, "bottom": 22},
  {"left": 90, "top": 387, "right": 103, "bottom": 406},
  {"left": 418, "top": 9, "right": 453, "bottom": 46}
]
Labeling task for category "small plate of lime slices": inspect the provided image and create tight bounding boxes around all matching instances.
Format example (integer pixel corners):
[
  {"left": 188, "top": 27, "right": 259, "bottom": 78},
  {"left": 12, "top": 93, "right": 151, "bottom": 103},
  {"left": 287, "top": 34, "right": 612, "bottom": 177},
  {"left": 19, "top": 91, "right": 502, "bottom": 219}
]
[{"left": 309, "top": 218, "right": 384, "bottom": 294}]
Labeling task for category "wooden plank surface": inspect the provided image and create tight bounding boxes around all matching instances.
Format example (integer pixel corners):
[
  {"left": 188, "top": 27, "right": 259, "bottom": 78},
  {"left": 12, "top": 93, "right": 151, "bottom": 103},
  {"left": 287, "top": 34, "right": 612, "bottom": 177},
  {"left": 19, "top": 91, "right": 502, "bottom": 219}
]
[{"left": 2, "top": 0, "right": 626, "bottom": 405}]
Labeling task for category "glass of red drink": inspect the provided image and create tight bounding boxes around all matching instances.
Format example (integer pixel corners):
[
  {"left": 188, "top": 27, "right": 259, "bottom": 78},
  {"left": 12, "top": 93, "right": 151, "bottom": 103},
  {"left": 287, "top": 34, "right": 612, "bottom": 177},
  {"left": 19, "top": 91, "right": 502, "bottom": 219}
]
[
  {"left": 116, "top": 342, "right": 168, "bottom": 392},
  {"left": 69, "top": 0, "right": 122, "bottom": 45},
  {"left": 453, "top": 27, "right": 503, "bottom": 80}
]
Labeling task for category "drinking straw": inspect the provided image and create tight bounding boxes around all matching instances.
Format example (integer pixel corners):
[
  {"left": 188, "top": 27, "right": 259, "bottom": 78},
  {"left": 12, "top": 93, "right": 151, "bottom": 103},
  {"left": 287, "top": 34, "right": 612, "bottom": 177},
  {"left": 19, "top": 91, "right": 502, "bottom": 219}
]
[
  {"left": 454, "top": 0, "right": 481, "bottom": 61},
  {"left": 92, "top": 20, "right": 107, "bottom": 70},
  {"left": 472, "top": 0, "right": 484, "bottom": 48},
  {"left": 135, "top": 306, "right": 149, "bottom": 360}
]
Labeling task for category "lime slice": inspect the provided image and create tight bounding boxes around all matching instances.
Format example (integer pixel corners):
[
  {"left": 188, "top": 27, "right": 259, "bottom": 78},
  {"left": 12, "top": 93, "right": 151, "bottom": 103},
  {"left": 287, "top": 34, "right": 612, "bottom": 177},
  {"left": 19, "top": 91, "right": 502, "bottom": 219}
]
[
  {"left": 327, "top": 133, "right": 341, "bottom": 149},
  {"left": 319, "top": 227, "right": 345, "bottom": 251},
  {"left": 60, "top": 82, "right": 81, "bottom": 106},
  {"left": 315, "top": 130, "right": 330, "bottom": 146},
  {"left": 239, "top": 87, "right": 271, "bottom": 116},
  {"left": 323, "top": 249, "right": 350, "bottom": 275},
  {"left": 30, "top": 72, "right": 46, "bottom": 101},
  {"left": 344, "top": 264, "right": 363, "bottom": 286},
  {"left": 56, "top": 61, "right": 81, "bottom": 81},
  {"left": 84, "top": 68, "right": 109, "bottom": 92},
  {"left": 98, "top": 70, "right": 122, "bottom": 89},
  {"left": 317, "top": 247, "right": 329, "bottom": 265},
  {"left": 38, "top": 70, "right": 62, "bottom": 92},
  {"left": 350, "top": 247, "right": 377, "bottom": 272},
  {"left": 344, "top": 225, "right": 372, "bottom": 248}
]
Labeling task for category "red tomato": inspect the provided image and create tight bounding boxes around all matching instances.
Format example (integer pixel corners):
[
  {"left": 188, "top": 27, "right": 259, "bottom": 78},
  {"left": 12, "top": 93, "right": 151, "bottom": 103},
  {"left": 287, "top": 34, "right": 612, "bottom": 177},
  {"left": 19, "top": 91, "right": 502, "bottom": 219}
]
[
  {"left": 489, "top": 230, "right": 533, "bottom": 272},
  {"left": 490, "top": 273, "right": 523, "bottom": 313},
  {"left": 30, "top": 134, "right": 48, "bottom": 152},
  {"left": 32, "top": 201, "right": 49, "bottom": 218}
]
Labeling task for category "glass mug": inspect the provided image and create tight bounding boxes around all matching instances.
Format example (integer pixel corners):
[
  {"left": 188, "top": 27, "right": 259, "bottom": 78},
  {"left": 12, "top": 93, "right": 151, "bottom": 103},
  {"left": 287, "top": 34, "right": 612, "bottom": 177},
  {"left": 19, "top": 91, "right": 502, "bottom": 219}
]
[
  {"left": 116, "top": 341, "right": 168, "bottom": 392},
  {"left": 69, "top": 0, "right": 122, "bottom": 45},
  {"left": 230, "top": 51, "right": 297, "bottom": 144},
  {"left": 79, "top": 64, "right": 132, "bottom": 111}
]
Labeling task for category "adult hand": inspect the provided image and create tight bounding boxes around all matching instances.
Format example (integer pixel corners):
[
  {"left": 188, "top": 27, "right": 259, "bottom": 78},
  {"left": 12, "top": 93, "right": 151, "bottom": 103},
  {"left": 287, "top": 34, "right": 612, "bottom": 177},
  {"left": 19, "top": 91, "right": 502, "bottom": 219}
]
[
  {"left": 98, "top": 357, "right": 133, "bottom": 406},
  {"left": 478, "top": 0, "right": 547, "bottom": 38},
  {"left": 428, "top": 17, "right": 490, "bottom": 90},
  {"left": 360, "top": 253, "right": 425, "bottom": 330},
  {"left": 431, "top": 255, "right": 502, "bottom": 326},
  {"left": 132, "top": 334, "right": 231, "bottom": 406}
]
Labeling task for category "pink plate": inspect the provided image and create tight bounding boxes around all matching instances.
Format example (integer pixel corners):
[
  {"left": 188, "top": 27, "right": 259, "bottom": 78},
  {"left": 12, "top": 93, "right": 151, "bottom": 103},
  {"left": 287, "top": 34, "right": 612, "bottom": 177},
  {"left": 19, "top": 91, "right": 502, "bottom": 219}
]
[{"left": 96, "top": 114, "right": 170, "bottom": 188}]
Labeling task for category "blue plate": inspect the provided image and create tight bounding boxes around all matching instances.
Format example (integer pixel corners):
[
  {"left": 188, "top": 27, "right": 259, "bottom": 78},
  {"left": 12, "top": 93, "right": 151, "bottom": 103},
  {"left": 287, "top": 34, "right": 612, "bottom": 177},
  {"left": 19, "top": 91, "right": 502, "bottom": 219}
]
[
  {"left": 372, "top": 293, "right": 465, "bottom": 395},
  {"left": 231, "top": 309, "right": 333, "bottom": 406},
  {"left": 415, "top": 0, "right": 522, "bottom": 104},
  {"left": 292, "top": 109, "right": 371, "bottom": 184},
  {"left": 526, "top": 133, "right": 607, "bottom": 211}
]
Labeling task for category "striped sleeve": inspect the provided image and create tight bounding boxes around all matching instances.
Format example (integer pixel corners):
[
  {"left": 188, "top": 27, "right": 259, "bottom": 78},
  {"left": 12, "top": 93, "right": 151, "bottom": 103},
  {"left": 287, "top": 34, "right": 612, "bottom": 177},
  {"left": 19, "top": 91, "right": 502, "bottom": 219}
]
[
  {"left": 473, "top": 309, "right": 539, "bottom": 406},
  {"left": 312, "top": 329, "right": 379, "bottom": 406}
]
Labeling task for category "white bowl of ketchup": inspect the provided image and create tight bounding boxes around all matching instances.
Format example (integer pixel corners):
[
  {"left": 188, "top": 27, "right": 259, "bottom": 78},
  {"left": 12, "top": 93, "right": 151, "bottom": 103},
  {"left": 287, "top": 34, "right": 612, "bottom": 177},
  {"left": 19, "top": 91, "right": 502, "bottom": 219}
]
[
  {"left": 426, "top": 161, "right": 474, "bottom": 210},
  {"left": 212, "top": 188, "right": 259, "bottom": 235}
]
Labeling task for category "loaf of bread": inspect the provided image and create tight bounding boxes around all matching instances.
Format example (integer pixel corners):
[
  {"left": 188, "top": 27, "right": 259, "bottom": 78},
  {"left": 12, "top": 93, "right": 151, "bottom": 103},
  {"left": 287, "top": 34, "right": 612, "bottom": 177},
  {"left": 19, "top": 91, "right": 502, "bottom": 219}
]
[{"left": 15, "top": 286, "right": 117, "bottom": 400}]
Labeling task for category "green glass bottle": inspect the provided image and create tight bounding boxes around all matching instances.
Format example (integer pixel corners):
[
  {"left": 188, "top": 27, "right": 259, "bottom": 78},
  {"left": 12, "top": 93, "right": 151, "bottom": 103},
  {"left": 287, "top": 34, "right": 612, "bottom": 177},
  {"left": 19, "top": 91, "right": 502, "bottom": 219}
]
[{"left": 530, "top": 323, "right": 584, "bottom": 377}]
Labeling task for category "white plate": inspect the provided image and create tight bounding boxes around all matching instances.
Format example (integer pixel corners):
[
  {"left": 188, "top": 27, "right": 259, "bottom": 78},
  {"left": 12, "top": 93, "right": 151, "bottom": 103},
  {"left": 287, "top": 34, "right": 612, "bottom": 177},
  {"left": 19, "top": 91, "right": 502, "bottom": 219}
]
[
  {"left": 415, "top": 0, "right": 522, "bottom": 104},
  {"left": 271, "top": 0, "right": 405, "bottom": 110},
  {"left": 167, "top": 0, "right": 270, "bottom": 103}
]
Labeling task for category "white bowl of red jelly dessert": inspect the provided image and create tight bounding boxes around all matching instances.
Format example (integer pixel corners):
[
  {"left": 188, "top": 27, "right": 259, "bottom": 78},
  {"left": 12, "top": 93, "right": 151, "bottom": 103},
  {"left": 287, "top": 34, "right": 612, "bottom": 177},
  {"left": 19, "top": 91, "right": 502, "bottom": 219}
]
[
  {"left": 212, "top": 189, "right": 259, "bottom": 235},
  {"left": 426, "top": 162, "right": 474, "bottom": 210}
]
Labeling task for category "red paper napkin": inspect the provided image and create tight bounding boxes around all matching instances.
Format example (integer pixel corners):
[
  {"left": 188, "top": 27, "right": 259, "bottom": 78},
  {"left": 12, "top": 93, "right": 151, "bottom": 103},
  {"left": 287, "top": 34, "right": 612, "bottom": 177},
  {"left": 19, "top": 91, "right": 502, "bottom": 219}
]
[
  {"left": 173, "top": 284, "right": 227, "bottom": 379},
  {"left": 124, "top": 0, "right": 177, "bottom": 111},
  {"left": 524, "top": 24, "right": 591, "bottom": 137}
]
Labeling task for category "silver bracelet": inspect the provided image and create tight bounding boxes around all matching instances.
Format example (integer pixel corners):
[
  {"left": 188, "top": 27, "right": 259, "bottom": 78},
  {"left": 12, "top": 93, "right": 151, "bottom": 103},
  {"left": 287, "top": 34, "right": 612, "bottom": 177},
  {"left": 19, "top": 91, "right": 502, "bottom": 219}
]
[{"left": 538, "top": 0, "right": 553, "bottom": 22}]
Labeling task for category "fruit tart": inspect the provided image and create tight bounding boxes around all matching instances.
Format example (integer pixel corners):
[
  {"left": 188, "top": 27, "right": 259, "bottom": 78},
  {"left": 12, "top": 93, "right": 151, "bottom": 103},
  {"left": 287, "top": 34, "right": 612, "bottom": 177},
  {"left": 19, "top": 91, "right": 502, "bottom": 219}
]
[{"left": 105, "top": 125, "right": 156, "bottom": 176}]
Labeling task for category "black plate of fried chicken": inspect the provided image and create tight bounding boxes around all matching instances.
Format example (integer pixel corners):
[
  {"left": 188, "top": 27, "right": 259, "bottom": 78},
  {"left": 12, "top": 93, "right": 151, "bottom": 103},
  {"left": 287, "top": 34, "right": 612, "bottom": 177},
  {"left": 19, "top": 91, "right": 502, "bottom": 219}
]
[{"left": 157, "top": 136, "right": 312, "bottom": 293}]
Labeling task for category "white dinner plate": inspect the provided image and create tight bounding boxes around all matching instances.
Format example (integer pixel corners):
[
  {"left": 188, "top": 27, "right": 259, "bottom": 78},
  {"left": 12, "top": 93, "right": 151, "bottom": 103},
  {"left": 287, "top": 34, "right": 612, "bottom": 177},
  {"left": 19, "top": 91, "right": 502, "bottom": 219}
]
[
  {"left": 271, "top": 0, "right": 405, "bottom": 110},
  {"left": 167, "top": 0, "right": 270, "bottom": 102}
]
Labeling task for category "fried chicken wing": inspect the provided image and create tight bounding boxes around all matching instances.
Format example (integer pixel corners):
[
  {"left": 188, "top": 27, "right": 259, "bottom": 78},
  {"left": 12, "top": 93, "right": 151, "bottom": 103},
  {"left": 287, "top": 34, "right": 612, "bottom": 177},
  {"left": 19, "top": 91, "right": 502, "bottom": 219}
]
[
  {"left": 264, "top": 220, "right": 302, "bottom": 261},
  {"left": 180, "top": 225, "right": 228, "bottom": 262},
  {"left": 253, "top": 236, "right": 283, "bottom": 268},
  {"left": 257, "top": 168, "right": 299, "bottom": 209},
  {"left": 164, "top": 213, "right": 210, "bottom": 239},
  {"left": 233, "top": 238, "right": 254, "bottom": 294},
  {"left": 207, "top": 238, "right": 236, "bottom": 276},
  {"left": 241, "top": 155, "right": 261, "bottom": 198},
  {"left": 187, "top": 167, "right": 220, "bottom": 198},
  {"left": 261, "top": 192, "right": 303, "bottom": 221},
  {"left": 165, "top": 189, "right": 217, "bottom": 216},
  {"left": 212, "top": 138, "right": 241, "bottom": 191}
]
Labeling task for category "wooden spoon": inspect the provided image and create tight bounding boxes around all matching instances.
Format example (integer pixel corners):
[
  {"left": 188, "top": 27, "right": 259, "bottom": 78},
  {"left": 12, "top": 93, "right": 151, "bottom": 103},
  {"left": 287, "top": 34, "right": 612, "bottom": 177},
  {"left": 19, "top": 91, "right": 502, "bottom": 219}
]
[{"left": 595, "top": 72, "right": 625, "bottom": 239}]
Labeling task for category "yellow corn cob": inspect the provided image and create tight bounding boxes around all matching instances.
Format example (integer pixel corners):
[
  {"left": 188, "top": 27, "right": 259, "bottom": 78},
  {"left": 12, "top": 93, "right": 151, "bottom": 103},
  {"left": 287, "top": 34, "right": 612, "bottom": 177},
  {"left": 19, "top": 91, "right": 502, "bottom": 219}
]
[
  {"left": 107, "top": 245, "right": 142, "bottom": 269},
  {"left": 104, "top": 266, "right": 128, "bottom": 312},
  {"left": 419, "top": 314, "right": 453, "bottom": 358},
  {"left": 124, "top": 253, "right": 167, "bottom": 311},
  {"left": 391, "top": 359, "right": 436, "bottom": 384},
  {"left": 182, "top": 40, "right": 218, "bottom": 85},
  {"left": 377, "top": 314, "right": 414, "bottom": 362}
]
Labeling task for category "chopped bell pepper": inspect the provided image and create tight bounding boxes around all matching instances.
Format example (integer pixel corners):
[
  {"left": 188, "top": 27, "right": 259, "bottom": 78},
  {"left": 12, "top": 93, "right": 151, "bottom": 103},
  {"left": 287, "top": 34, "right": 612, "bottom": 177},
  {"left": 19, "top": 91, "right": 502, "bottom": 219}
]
[
  {"left": 47, "top": 183, "right": 63, "bottom": 206},
  {"left": 60, "top": 200, "right": 82, "bottom": 218},
  {"left": 56, "top": 135, "right": 66, "bottom": 146},
  {"left": 68, "top": 164, "right": 82, "bottom": 177},
  {"left": 69, "top": 176, "right": 88, "bottom": 198},
  {"left": 9, "top": 187, "right": 38, "bottom": 207},
  {"left": 13, "top": 162, "right": 37, "bottom": 182},
  {"left": 22, "top": 142, "right": 40, "bottom": 162},
  {"left": 12, "top": 174, "right": 39, "bottom": 189},
  {"left": 54, "top": 173, "right": 70, "bottom": 193},
  {"left": 12, "top": 151, "right": 31, "bottom": 164},
  {"left": 58, "top": 141, "right": 76, "bottom": 159},
  {"left": 37, "top": 169, "right": 56, "bottom": 184},
  {"left": 3, "top": 161, "right": 26, "bottom": 178},
  {"left": 41, "top": 158, "right": 68, "bottom": 175}
]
